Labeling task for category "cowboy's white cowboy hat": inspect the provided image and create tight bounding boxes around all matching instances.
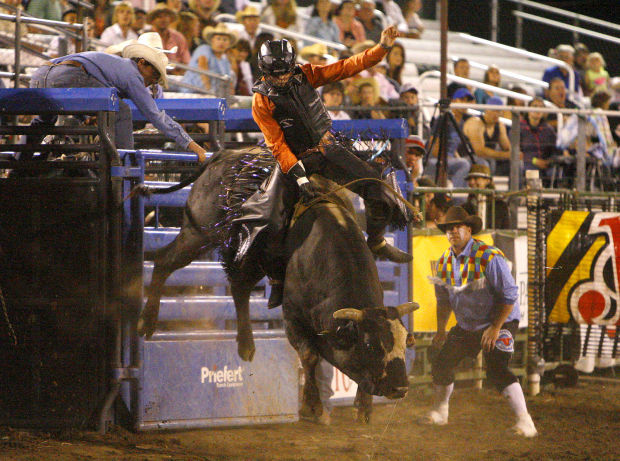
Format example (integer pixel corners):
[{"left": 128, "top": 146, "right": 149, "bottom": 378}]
[
  {"left": 105, "top": 32, "right": 178, "bottom": 56},
  {"left": 122, "top": 43, "right": 170, "bottom": 88}
]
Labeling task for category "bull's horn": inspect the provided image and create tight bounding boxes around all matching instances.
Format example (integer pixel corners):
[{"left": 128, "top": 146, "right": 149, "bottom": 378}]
[
  {"left": 333, "top": 308, "right": 364, "bottom": 322},
  {"left": 395, "top": 302, "right": 420, "bottom": 317}
]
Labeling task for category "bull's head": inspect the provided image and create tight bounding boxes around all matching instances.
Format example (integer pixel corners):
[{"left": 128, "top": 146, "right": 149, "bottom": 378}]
[{"left": 325, "top": 301, "right": 419, "bottom": 399}]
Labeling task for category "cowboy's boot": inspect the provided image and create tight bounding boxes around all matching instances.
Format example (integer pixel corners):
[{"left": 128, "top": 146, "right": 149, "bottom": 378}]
[{"left": 366, "top": 199, "right": 412, "bottom": 263}]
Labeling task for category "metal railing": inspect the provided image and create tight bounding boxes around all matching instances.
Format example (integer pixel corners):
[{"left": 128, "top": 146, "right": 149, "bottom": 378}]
[
  {"left": 513, "top": 11, "right": 620, "bottom": 46},
  {"left": 458, "top": 33, "right": 576, "bottom": 100},
  {"left": 450, "top": 56, "right": 548, "bottom": 91}
]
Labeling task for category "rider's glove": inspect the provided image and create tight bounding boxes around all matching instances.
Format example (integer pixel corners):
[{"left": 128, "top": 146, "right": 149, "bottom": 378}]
[{"left": 287, "top": 160, "right": 319, "bottom": 203}]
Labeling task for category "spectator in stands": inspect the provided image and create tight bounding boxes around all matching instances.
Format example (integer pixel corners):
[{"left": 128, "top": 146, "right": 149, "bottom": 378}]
[
  {"left": 94, "top": 0, "right": 114, "bottom": 37},
  {"left": 447, "top": 58, "right": 470, "bottom": 99},
  {"left": 352, "top": 40, "right": 398, "bottom": 101},
  {"left": 545, "top": 77, "right": 577, "bottom": 130},
  {"left": 392, "top": 82, "right": 429, "bottom": 139},
  {"left": 333, "top": 0, "right": 366, "bottom": 49},
  {"left": 188, "top": 0, "right": 220, "bottom": 30},
  {"left": 403, "top": 0, "right": 424, "bottom": 38},
  {"left": 462, "top": 164, "right": 510, "bottom": 229},
  {"left": 427, "top": 194, "right": 451, "bottom": 228},
  {"left": 463, "top": 96, "right": 511, "bottom": 176},
  {"left": 26, "top": 0, "right": 61, "bottom": 22},
  {"left": 300, "top": 43, "right": 331, "bottom": 65},
  {"left": 148, "top": 4, "right": 190, "bottom": 64},
  {"left": 100, "top": 2, "right": 138, "bottom": 46},
  {"left": 176, "top": 11, "right": 202, "bottom": 54},
  {"left": 26, "top": 42, "right": 208, "bottom": 161},
  {"left": 321, "top": 81, "right": 350, "bottom": 120},
  {"left": 542, "top": 44, "right": 581, "bottom": 97},
  {"left": 132, "top": 8, "right": 147, "bottom": 35},
  {"left": 352, "top": 77, "right": 386, "bottom": 119},
  {"left": 182, "top": 23, "right": 235, "bottom": 95},
  {"left": 261, "top": 0, "right": 300, "bottom": 34},
  {"left": 235, "top": 5, "right": 261, "bottom": 49},
  {"left": 504, "top": 85, "right": 528, "bottom": 121},
  {"left": 228, "top": 38, "right": 253, "bottom": 96},
  {"left": 381, "top": 0, "right": 410, "bottom": 36},
  {"left": 586, "top": 90, "right": 619, "bottom": 174},
  {"left": 165, "top": 0, "right": 185, "bottom": 17},
  {"left": 385, "top": 41, "right": 405, "bottom": 87},
  {"left": 585, "top": 52, "right": 610, "bottom": 96},
  {"left": 249, "top": 32, "right": 275, "bottom": 79},
  {"left": 519, "top": 97, "right": 560, "bottom": 178},
  {"left": 218, "top": 0, "right": 250, "bottom": 15},
  {"left": 357, "top": 0, "right": 385, "bottom": 44},
  {"left": 609, "top": 77, "right": 620, "bottom": 146},
  {"left": 413, "top": 176, "right": 435, "bottom": 221},
  {"left": 305, "top": 0, "right": 340, "bottom": 45},
  {"left": 405, "top": 134, "right": 425, "bottom": 180},
  {"left": 49, "top": 10, "right": 80, "bottom": 57},
  {"left": 474, "top": 65, "right": 501, "bottom": 105},
  {"left": 573, "top": 42, "right": 589, "bottom": 92}
]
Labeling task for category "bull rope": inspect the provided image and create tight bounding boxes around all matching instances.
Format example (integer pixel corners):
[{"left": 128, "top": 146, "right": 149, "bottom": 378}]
[{"left": 367, "top": 396, "right": 402, "bottom": 461}]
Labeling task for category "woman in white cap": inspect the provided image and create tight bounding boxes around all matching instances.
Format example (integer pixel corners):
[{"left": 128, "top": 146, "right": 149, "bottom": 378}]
[{"left": 25, "top": 44, "right": 208, "bottom": 163}]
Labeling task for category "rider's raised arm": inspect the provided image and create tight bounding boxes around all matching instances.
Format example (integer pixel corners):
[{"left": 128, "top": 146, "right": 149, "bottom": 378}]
[
  {"left": 301, "top": 44, "right": 388, "bottom": 88},
  {"left": 252, "top": 92, "right": 299, "bottom": 173}
]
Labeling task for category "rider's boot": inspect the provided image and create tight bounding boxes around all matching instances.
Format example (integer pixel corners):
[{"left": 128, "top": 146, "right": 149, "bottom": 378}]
[{"left": 365, "top": 199, "right": 412, "bottom": 263}]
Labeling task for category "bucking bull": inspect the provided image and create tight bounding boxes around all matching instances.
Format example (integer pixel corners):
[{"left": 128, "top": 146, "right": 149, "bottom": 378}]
[{"left": 137, "top": 147, "right": 418, "bottom": 423}]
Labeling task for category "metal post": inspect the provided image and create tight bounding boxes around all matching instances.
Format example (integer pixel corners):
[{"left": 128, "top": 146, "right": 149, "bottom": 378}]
[
  {"left": 515, "top": 4, "right": 523, "bottom": 48},
  {"left": 572, "top": 17, "right": 579, "bottom": 44},
  {"left": 490, "top": 0, "right": 498, "bottom": 42},
  {"left": 82, "top": 18, "right": 88, "bottom": 52},
  {"left": 509, "top": 110, "right": 520, "bottom": 228},
  {"left": 576, "top": 116, "right": 586, "bottom": 191},
  {"left": 14, "top": 9, "right": 21, "bottom": 89},
  {"left": 439, "top": 0, "right": 447, "bottom": 100}
]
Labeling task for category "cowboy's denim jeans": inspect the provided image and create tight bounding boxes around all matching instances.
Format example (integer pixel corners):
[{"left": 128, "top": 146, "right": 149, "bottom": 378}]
[{"left": 28, "top": 65, "right": 133, "bottom": 151}]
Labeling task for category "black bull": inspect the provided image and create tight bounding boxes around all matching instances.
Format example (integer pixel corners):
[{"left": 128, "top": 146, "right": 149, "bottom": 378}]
[{"left": 138, "top": 149, "right": 418, "bottom": 420}]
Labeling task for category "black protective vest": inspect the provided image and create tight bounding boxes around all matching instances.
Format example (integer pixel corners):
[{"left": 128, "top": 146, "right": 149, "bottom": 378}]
[{"left": 253, "top": 68, "right": 332, "bottom": 155}]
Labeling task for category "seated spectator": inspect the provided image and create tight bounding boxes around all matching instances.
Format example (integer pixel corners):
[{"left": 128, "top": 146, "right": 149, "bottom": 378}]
[
  {"left": 392, "top": 83, "right": 429, "bottom": 139},
  {"left": 228, "top": 39, "right": 253, "bottom": 96},
  {"left": 405, "top": 134, "right": 425, "bottom": 180},
  {"left": 166, "top": 0, "right": 185, "bottom": 16},
  {"left": 249, "top": 32, "right": 275, "bottom": 79},
  {"left": 305, "top": 0, "right": 340, "bottom": 45},
  {"left": 447, "top": 58, "right": 471, "bottom": 99},
  {"left": 425, "top": 87, "right": 476, "bottom": 188},
  {"left": 413, "top": 176, "right": 435, "bottom": 221},
  {"left": 300, "top": 43, "right": 330, "bottom": 65},
  {"left": 352, "top": 41, "right": 398, "bottom": 101},
  {"left": 100, "top": 2, "right": 138, "bottom": 46},
  {"left": 545, "top": 77, "right": 578, "bottom": 130},
  {"left": 609, "top": 77, "right": 620, "bottom": 146},
  {"left": 94, "top": 0, "right": 114, "bottom": 37},
  {"left": 188, "top": 0, "right": 220, "bottom": 30},
  {"left": 50, "top": 10, "right": 78, "bottom": 57},
  {"left": 261, "top": 0, "right": 300, "bottom": 35},
  {"left": 176, "top": 11, "right": 202, "bottom": 54},
  {"left": 333, "top": 0, "right": 366, "bottom": 49},
  {"left": 182, "top": 23, "right": 236, "bottom": 95},
  {"left": 357, "top": 0, "right": 385, "bottom": 44},
  {"left": 586, "top": 90, "right": 619, "bottom": 174},
  {"left": 520, "top": 97, "right": 561, "bottom": 179},
  {"left": 27, "top": 0, "right": 61, "bottom": 22},
  {"left": 132, "top": 8, "right": 147, "bottom": 35},
  {"left": 573, "top": 42, "right": 589, "bottom": 93},
  {"left": 542, "top": 44, "right": 582, "bottom": 97},
  {"left": 427, "top": 194, "right": 451, "bottom": 228},
  {"left": 504, "top": 85, "right": 528, "bottom": 120},
  {"left": 148, "top": 4, "right": 191, "bottom": 64},
  {"left": 352, "top": 77, "right": 386, "bottom": 119},
  {"left": 385, "top": 42, "right": 405, "bottom": 88},
  {"left": 403, "top": 0, "right": 424, "bottom": 38},
  {"left": 585, "top": 52, "right": 610, "bottom": 96},
  {"left": 463, "top": 96, "right": 511, "bottom": 175},
  {"left": 474, "top": 64, "right": 501, "bottom": 105},
  {"left": 462, "top": 164, "right": 510, "bottom": 229},
  {"left": 321, "top": 82, "right": 350, "bottom": 120},
  {"left": 382, "top": 0, "right": 409, "bottom": 35},
  {"left": 235, "top": 6, "right": 261, "bottom": 49}
]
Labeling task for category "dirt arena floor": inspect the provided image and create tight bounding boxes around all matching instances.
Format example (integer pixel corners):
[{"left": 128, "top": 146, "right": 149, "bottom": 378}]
[{"left": 1, "top": 378, "right": 618, "bottom": 461}]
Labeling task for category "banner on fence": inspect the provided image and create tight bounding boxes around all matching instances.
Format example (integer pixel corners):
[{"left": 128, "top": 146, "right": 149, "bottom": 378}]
[{"left": 546, "top": 211, "right": 620, "bottom": 326}]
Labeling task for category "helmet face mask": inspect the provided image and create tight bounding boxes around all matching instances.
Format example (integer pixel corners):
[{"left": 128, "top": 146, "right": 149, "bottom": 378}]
[{"left": 259, "top": 39, "right": 296, "bottom": 89}]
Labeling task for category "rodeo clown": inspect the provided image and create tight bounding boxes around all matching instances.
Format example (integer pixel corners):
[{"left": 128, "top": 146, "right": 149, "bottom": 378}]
[
  {"left": 425, "top": 206, "right": 537, "bottom": 437},
  {"left": 234, "top": 25, "right": 413, "bottom": 308}
]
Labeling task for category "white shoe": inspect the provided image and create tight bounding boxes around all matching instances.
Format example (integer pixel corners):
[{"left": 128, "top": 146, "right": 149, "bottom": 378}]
[
  {"left": 422, "top": 404, "right": 448, "bottom": 425},
  {"left": 513, "top": 413, "right": 538, "bottom": 437}
]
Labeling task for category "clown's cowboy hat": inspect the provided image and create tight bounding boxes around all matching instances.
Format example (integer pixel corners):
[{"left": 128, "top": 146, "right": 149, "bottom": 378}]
[{"left": 436, "top": 206, "right": 482, "bottom": 235}]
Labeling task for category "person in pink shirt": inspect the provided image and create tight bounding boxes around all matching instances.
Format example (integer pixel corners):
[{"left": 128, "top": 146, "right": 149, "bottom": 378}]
[
  {"left": 333, "top": 0, "right": 366, "bottom": 49},
  {"left": 147, "top": 4, "right": 191, "bottom": 65}
]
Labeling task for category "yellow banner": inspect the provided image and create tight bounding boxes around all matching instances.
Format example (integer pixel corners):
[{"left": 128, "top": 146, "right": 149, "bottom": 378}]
[{"left": 411, "top": 233, "right": 494, "bottom": 332}]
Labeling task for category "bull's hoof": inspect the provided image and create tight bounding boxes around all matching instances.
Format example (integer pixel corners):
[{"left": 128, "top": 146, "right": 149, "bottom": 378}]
[
  {"left": 237, "top": 337, "right": 255, "bottom": 362},
  {"left": 357, "top": 409, "right": 371, "bottom": 424},
  {"left": 137, "top": 305, "right": 159, "bottom": 339},
  {"left": 299, "top": 403, "right": 315, "bottom": 420},
  {"left": 316, "top": 410, "right": 331, "bottom": 426}
]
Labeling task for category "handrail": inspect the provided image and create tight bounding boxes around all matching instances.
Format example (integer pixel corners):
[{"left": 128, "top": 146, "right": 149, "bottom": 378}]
[
  {"left": 168, "top": 61, "right": 231, "bottom": 99},
  {"left": 422, "top": 95, "right": 513, "bottom": 127},
  {"left": 0, "top": 12, "right": 85, "bottom": 31},
  {"left": 503, "top": 0, "right": 620, "bottom": 33},
  {"left": 450, "top": 55, "right": 548, "bottom": 90},
  {"left": 513, "top": 11, "right": 620, "bottom": 46},
  {"left": 458, "top": 33, "right": 575, "bottom": 100},
  {"left": 214, "top": 13, "right": 347, "bottom": 51}
]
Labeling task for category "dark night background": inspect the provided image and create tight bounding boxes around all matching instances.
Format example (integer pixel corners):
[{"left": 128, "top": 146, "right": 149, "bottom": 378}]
[{"left": 423, "top": 0, "right": 619, "bottom": 78}]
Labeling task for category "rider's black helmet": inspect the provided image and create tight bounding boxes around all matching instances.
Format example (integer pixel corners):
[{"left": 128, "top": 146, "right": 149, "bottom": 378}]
[{"left": 258, "top": 39, "right": 296, "bottom": 76}]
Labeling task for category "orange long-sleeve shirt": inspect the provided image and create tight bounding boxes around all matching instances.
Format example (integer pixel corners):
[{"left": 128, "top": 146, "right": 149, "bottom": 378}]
[{"left": 252, "top": 44, "right": 388, "bottom": 173}]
